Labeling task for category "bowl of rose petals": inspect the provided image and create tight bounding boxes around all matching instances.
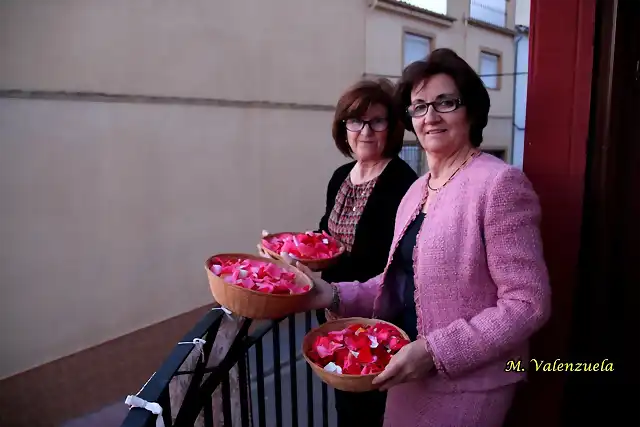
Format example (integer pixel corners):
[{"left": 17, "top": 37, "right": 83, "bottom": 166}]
[
  {"left": 302, "top": 317, "right": 410, "bottom": 392},
  {"left": 205, "top": 254, "right": 313, "bottom": 319},
  {"left": 260, "top": 231, "right": 345, "bottom": 270}
]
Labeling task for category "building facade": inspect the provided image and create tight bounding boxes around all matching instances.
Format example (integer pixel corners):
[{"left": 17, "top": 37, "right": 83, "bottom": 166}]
[
  {"left": 512, "top": 0, "right": 531, "bottom": 169},
  {"left": 365, "top": 0, "right": 517, "bottom": 174}
]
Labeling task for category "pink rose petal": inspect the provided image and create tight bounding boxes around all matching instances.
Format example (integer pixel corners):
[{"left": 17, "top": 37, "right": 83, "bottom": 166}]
[
  {"left": 210, "top": 256, "right": 309, "bottom": 295},
  {"left": 261, "top": 232, "right": 342, "bottom": 261}
]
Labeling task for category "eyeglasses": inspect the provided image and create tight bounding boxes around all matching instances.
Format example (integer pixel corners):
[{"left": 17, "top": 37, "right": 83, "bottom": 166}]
[
  {"left": 407, "top": 98, "right": 463, "bottom": 117},
  {"left": 344, "top": 117, "right": 389, "bottom": 132}
]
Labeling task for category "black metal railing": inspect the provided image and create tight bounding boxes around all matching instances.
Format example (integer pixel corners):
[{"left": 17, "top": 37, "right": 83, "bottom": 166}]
[{"left": 120, "top": 309, "right": 335, "bottom": 427}]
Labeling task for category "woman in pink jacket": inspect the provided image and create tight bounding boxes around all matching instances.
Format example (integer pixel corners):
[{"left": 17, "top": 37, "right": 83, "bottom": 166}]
[{"left": 297, "top": 48, "right": 552, "bottom": 427}]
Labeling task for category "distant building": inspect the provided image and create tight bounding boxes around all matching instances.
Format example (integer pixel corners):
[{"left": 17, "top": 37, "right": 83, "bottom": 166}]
[
  {"left": 365, "top": 0, "right": 518, "bottom": 173},
  {"left": 513, "top": 24, "right": 530, "bottom": 169},
  {"left": 513, "top": 0, "right": 531, "bottom": 169}
]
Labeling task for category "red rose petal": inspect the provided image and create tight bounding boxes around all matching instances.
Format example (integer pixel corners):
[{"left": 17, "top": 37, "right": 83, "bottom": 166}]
[
  {"left": 362, "top": 364, "right": 384, "bottom": 374},
  {"left": 346, "top": 324, "right": 361, "bottom": 334},
  {"left": 308, "top": 322, "right": 408, "bottom": 375},
  {"left": 327, "top": 331, "right": 344, "bottom": 342},
  {"left": 334, "top": 347, "right": 350, "bottom": 367},
  {"left": 389, "top": 336, "right": 410, "bottom": 352},
  {"left": 342, "top": 352, "right": 361, "bottom": 375},
  {"left": 372, "top": 346, "right": 392, "bottom": 366},
  {"left": 354, "top": 346, "right": 374, "bottom": 363},
  {"left": 261, "top": 232, "right": 342, "bottom": 261},
  {"left": 344, "top": 334, "right": 370, "bottom": 351},
  {"left": 315, "top": 337, "right": 344, "bottom": 358}
]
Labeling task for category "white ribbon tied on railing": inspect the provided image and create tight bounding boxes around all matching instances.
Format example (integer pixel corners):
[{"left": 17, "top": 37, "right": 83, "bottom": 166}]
[
  {"left": 125, "top": 394, "right": 165, "bottom": 427},
  {"left": 178, "top": 337, "right": 207, "bottom": 362},
  {"left": 212, "top": 306, "right": 233, "bottom": 316}
]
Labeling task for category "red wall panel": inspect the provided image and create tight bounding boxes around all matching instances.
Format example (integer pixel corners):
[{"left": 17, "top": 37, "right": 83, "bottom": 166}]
[{"left": 507, "top": 0, "right": 596, "bottom": 425}]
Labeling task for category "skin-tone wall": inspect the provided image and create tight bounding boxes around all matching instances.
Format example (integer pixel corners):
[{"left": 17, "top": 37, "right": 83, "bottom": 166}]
[{"left": 0, "top": 0, "right": 364, "bottom": 379}]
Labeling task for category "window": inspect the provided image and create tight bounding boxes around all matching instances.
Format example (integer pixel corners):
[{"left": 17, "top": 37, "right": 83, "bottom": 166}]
[
  {"left": 400, "top": 142, "right": 425, "bottom": 175},
  {"left": 479, "top": 51, "right": 500, "bottom": 89},
  {"left": 401, "top": 0, "right": 447, "bottom": 15},
  {"left": 403, "top": 33, "right": 431, "bottom": 69},
  {"left": 469, "top": 0, "right": 507, "bottom": 27}
]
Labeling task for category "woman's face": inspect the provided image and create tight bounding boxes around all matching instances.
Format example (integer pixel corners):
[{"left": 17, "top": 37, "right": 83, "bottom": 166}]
[
  {"left": 345, "top": 103, "right": 388, "bottom": 162},
  {"left": 409, "top": 73, "right": 470, "bottom": 156}
]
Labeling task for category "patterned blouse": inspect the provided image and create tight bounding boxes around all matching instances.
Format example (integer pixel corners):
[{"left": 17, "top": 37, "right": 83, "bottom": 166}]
[{"left": 328, "top": 176, "right": 379, "bottom": 252}]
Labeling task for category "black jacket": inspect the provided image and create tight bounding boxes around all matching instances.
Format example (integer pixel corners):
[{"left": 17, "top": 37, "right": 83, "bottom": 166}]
[{"left": 318, "top": 156, "right": 418, "bottom": 284}]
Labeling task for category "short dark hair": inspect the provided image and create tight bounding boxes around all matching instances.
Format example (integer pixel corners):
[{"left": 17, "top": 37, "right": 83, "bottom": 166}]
[
  {"left": 332, "top": 79, "right": 405, "bottom": 158},
  {"left": 395, "top": 48, "right": 490, "bottom": 147}
]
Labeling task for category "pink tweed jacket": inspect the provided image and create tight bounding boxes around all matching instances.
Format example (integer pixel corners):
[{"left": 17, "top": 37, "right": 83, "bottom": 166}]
[{"left": 334, "top": 153, "right": 551, "bottom": 392}]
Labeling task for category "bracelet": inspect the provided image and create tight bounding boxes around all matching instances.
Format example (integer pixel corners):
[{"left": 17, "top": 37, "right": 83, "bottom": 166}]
[{"left": 328, "top": 284, "right": 341, "bottom": 313}]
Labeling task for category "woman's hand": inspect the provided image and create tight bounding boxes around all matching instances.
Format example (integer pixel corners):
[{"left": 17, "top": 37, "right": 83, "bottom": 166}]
[
  {"left": 257, "top": 230, "right": 273, "bottom": 259},
  {"left": 289, "top": 260, "right": 335, "bottom": 312},
  {"left": 371, "top": 339, "right": 434, "bottom": 391},
  {"left": 258, "top": 231, "right": 334, "bottom": 311}
]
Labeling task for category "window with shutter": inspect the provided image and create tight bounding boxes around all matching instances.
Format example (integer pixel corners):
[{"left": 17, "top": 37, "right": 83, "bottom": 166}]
[
  {"left": 403, "top": 33, "right": 431, "bottom": 69},
  {"left": 479, "top": 51, "right": 500, "bottom": 89}
]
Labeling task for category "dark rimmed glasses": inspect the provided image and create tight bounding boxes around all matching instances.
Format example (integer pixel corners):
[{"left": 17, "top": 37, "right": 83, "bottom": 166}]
[
  {"left": 344, "top": 117, "right": 389, "bottom": 132},
  {"left": 407, "top": 98, "right": 463, "bottom": 118}
]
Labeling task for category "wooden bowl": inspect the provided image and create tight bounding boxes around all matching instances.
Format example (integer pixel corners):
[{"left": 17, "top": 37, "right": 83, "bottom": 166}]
[
  {"left": 259, "top": 232, "right": 345, "bottom": 271},
  {"left": 301, "top": 317, "right": 410, "bottom": 392},
  {"left": 205, "top": 253, "right": 313, "bottom": 320}
]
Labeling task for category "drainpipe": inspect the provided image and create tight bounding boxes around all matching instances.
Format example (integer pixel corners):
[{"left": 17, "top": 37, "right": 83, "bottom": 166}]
[
  {"left": 511, "top": 32, "right": 523, "bottom": 166},
  {"left": 365, "top": 0, "right": 380, "bottom": 80}
]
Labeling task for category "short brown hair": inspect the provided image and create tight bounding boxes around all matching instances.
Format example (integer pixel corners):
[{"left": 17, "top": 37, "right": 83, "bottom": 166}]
[
  {"left": 332, "top": 79, "right": 405, "bottom": 158},
  {"left": 395, "top": 48, "right": 490, "bottom": 147}
]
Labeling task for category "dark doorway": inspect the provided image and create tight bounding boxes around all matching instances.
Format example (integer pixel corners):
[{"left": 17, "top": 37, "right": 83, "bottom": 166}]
[{"left": 563, "top": 0, "right": 640, "bottom": 425}]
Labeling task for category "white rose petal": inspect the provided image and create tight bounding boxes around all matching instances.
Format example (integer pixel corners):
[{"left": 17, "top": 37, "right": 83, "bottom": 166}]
[
  {"left": 368, "top": 335, "right": 379, "bottom": 348},
  {"left": 322, "top": 238, "right": 329, "bottom": 244},
  {"left": 350, "top": 350, "right": 359, "bottom": 357},
  {"left": 238, "top": 269, "right": 248, "bottom": 279},
  {"left": 212, "top": 265, "right": 222, "bottom": 275},
  {"left": 323, "top": 362, "right": 342, "bottom": 374}
]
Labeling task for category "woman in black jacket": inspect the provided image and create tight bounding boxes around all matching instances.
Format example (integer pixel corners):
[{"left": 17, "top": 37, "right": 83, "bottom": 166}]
[
  {"left": 261, "top": 79, "right": 416, "bottom": 427},
  {"left": 315, "top": 79, "right": 417, "bottom": 427}
]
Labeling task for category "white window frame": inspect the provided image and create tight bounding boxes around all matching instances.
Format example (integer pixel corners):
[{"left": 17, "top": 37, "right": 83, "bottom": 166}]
[
  {"left": 479, "top": 50, "right": 501, "bottom": 90},
  {"left": 400, "top": 141, "right": 426, "bottom": 175},
  {"left": 469, "top": 0, "right": 507, "bottom": 27},
  {"left": 402, "top": 32, "right": 432, "bottom": 70}
]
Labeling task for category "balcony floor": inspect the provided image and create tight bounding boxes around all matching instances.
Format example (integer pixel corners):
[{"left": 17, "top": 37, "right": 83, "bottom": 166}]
[
  {"left": 60, "top": 401, "right": 128, "bottom": 427},
  {"left": 60, "top": 313, "right": 337, "bottom": 427}
]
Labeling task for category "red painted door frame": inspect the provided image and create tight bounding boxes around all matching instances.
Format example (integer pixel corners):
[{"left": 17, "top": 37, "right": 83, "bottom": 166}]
[{"left": 506, "top": 0, "right": 597, "bottom": 425}]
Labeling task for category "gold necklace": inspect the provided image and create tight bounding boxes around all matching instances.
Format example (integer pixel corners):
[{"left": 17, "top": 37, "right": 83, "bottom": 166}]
[{"left": 427, "top": 151, "right": 479, "bottom": 192}]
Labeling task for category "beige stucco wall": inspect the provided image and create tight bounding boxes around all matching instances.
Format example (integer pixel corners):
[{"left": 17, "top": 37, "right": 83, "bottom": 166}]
[
  {"left": 0, "top": 0, "right": 518, "bottom": 379},
  {"left": 0, "top": 0, "right": 364, "bottom": 379},
  {"left": 0, "top": 0, "right": 365, "bottom": 105},
  {"left": 515, "top": 0, "right": 531, "bottom": 27}
]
